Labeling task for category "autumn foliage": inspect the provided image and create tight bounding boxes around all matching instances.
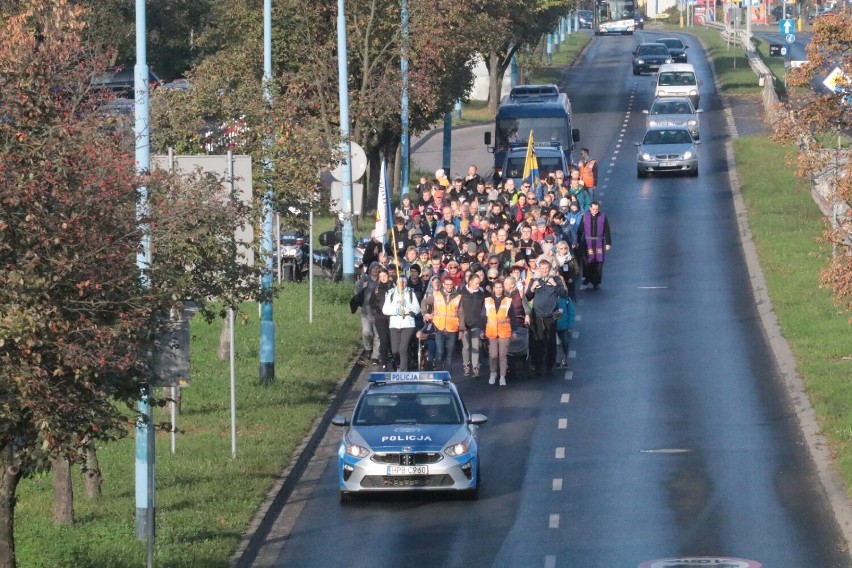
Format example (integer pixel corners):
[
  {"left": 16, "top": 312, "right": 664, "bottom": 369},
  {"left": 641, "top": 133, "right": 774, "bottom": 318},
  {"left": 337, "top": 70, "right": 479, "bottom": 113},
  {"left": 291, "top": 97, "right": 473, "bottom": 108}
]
[{"left": 775, "top": 10, "right": 852, "bottom": 314}]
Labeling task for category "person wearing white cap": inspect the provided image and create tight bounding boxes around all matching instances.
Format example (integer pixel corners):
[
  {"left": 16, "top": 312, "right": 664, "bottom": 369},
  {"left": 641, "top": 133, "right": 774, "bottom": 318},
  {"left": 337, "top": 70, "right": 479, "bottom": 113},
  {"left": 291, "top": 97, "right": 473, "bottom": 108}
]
[{"left": 435, "top": 168, "right": 450, "bottom": 188}]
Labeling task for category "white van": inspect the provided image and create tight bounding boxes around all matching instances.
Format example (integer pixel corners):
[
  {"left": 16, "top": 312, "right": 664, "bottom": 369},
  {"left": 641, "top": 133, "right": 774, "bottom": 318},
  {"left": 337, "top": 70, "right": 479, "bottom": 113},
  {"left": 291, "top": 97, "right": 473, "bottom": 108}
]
[{"left": 654, "top": 63, "right": 702, "bottom": 109}]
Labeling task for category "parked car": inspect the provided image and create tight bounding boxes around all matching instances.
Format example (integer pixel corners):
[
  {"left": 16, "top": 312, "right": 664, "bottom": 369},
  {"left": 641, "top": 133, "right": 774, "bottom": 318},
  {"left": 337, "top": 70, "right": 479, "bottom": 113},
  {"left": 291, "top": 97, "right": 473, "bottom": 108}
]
[
  {"left": 636, "top": 126, "right": 700, "bottom": 178},
  {"left": 633, "top": 43, "right": 673, "bottom": 75},
  {"left": 643, "top": 96, "right": 702, "bottom": 140},
  {"left": 656, "top": 37, "right": 689, "bottom": 63}
]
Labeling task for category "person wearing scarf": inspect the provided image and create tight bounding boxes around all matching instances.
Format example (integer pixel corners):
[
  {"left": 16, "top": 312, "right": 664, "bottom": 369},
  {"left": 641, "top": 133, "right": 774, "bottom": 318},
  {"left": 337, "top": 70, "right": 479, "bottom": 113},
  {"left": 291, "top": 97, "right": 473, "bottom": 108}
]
[{"left": 578, "top": 201, "right": 611, "bottom": 289}]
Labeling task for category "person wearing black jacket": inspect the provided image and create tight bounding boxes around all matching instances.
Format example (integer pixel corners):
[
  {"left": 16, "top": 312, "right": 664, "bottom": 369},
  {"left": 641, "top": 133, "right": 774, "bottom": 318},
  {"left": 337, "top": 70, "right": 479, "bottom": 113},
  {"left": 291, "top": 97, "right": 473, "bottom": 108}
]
[
  {"left": 457, "top": 273, "right": 487, "bottom": 377},
  {"left": 370, "top": 268, "right": 394, "bottom": 370},
  {"left": 525, "top": 258, "right": 568, "bottom": 377}
]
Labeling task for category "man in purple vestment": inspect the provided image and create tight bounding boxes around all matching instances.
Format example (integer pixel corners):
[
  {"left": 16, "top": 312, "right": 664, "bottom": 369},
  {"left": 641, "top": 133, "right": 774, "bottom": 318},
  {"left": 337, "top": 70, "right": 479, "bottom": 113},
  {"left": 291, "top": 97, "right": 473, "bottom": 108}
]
[{"left": 578, "top": 201, "right": 611, "bottom": 289}]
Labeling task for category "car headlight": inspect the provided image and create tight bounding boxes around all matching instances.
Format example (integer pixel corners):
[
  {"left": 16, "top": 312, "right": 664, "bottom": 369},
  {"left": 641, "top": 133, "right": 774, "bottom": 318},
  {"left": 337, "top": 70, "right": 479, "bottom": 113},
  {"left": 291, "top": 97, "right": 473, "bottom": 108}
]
[
  {"left": 687, "top": 120, "right": 697, "bottom": 126},
  {"left": 648, "top": 120, "right": 658, "bottom": 127},
  {"left": 682, "top": 150, "right": 694, "bottom": 159},
  {"left": 345, "top": 441, "right": 371, "bottom": 458},
  {"left": 445, "top": 439, "right": 472, "bottom": 457},
  {"left": 689, "top": 89, "right": 698, "bottom": 96},
  {"left": 641, "top": 152, "right": 653, "bottom": 161},
  {"left": 665, "top": 58, "right": 673, "bottom": 63}
]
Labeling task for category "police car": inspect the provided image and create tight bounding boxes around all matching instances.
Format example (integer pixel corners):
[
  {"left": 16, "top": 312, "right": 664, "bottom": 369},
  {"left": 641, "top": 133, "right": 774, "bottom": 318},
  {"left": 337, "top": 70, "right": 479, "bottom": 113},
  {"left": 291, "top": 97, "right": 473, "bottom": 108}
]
[{"left": 331, "top": 371, "right": 487, "bottom": 502}]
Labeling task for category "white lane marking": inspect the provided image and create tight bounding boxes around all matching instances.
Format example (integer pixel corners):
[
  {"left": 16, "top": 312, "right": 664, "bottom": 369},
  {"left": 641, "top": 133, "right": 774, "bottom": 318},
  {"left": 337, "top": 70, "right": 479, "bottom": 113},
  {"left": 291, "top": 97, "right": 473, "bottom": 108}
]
[
  {"left": 558, "top": 418, "right": 568, "bottom": 429},
  {"left": 568, "top": 350, "right": 577, "bottom": 359},
  {"left": 553, "top": 478, "right": 563, "bottom": 491},
  {"left": 638, "top": 286, "right": 669, "bottom": 289},
  {"left": 561, "top": 393, "right": 570, "bottom": 403},
  {"left": 564, "top": 370, "right": 573, "bottom": 381},
  {"left": 572, "top": 331, "right": 579, "bottom": 339},
  {"left": 545, "top": 555, "right": 557, "bottom": 568},
  {"left": 640, "top": 448, "right": 693, "bottom": 454},
  {"left": 575, "top": 314, "right": 582, "bottom": 321},
  {"left": 555, "top": 447, "right": 565, "bottom": 458},
  {"left": 549, "top": 514, "right": 560, "bottom": 528}
]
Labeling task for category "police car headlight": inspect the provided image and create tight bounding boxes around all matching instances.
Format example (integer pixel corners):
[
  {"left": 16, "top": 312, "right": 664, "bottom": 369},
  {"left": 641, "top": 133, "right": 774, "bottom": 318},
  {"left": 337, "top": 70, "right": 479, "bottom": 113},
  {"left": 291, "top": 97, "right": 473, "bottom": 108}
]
[
  {"left": 665, "top": 58, "right": 673, "bottom": 64},
  {"left": 682, "top": 150, "right": 694, "bottom": 159},
  {"left": 689, "top": 89, "right": 698, "bottom": 96},
  {"left": 345, "top": 443, "right": 371, "bottom": 458},
  {"left": 445, "top": 440, "right": 471, "bottom": 457},
  {"left": 687, "top": 119, "right": 697, "bottom": 126},
  {"left": 648, "top": 120, "right": 659, "bottom": 127}
]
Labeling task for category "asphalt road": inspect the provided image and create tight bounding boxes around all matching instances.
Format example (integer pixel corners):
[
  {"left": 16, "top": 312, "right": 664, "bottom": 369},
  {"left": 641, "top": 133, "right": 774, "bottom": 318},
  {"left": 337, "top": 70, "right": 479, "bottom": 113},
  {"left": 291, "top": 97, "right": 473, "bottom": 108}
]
[{"left": 248, "top": 31, "right": 851, "bottom": 568}]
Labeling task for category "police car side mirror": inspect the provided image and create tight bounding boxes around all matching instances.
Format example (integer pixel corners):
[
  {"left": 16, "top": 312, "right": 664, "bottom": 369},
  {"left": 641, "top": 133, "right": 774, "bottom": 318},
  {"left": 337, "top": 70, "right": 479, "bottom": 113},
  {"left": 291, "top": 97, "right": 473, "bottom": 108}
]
[
  {"left": 696, "top": 108, "right": 704, "bottom": 113},
  {"left": 642, "top": 109, "right": 649, "bottom": 115},
  {"left": 331, "top": 415, "right": 349, "bottom": 427},
  {"left": 468, "top": 413, "right": 488, "bottom": 425},
  {"left": 484, "top": 132, "right": 492, "bottom": 146},
  {"left": 572, "top": 128, "right": 580, "bottom": 142}
]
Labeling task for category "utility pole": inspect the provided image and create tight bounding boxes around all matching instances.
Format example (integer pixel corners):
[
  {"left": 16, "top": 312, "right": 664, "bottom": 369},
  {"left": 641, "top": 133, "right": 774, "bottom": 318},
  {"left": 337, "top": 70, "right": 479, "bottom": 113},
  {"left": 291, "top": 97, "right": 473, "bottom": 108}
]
[
  {"left": 338, "top": 0, "right": 356, "bottom": 282},
  {"left": 133, "top": 1, "right": 155, "bottom": 567},
  {"left": 259, "top": 0, "right": 276, "bottom": 384}
]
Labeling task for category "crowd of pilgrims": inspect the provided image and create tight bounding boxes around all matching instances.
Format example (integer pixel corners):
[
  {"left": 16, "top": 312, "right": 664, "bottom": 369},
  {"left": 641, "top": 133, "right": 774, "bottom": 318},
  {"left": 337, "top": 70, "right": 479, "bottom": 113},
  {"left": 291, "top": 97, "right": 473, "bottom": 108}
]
[{"left": 351, "top": 159, "right": 611, "bottom": 387}]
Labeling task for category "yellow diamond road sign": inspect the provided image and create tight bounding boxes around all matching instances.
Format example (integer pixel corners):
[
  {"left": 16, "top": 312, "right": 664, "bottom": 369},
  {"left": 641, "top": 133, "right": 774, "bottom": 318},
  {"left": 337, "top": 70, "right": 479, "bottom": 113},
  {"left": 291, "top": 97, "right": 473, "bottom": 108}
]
[{"left": 823, "top": 66, "right": 848, "bottom": 92}]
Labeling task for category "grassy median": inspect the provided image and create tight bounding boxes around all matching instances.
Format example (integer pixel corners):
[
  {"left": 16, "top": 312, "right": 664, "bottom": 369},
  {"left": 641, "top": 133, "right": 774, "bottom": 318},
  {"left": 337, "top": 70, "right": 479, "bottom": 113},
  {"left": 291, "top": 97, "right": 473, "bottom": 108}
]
[{"left": 15, "top": 280, "right": 361, "bottom": 567}]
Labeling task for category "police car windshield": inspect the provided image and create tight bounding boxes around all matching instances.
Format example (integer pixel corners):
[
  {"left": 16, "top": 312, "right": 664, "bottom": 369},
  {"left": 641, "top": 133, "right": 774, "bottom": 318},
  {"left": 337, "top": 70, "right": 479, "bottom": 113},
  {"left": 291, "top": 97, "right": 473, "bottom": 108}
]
[{"left": 354, "top": 392, "right": 463, "bottom": 426}]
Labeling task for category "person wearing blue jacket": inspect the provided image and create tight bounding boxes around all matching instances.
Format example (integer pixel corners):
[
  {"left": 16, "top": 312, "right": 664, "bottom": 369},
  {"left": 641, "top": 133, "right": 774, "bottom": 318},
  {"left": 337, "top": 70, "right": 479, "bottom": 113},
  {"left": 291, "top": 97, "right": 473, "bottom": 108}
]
[{"left": 555, "top": 293, "right": 576, "bottom": 368}]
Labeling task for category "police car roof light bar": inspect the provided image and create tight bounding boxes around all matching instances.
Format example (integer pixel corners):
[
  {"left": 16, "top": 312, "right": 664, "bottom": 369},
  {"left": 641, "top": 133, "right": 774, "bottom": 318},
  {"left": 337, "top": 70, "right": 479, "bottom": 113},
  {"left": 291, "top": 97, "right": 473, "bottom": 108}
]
[{"left": 368, "top": 371, "right": 452, "bottom": 384}]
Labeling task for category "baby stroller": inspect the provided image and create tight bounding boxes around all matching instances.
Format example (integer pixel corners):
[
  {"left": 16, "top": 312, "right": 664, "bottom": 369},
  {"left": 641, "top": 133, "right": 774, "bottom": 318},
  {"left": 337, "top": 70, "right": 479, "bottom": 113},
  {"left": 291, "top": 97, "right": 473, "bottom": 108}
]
[{"left": 506, "top": 326, "right": 529, "bottom": 378}]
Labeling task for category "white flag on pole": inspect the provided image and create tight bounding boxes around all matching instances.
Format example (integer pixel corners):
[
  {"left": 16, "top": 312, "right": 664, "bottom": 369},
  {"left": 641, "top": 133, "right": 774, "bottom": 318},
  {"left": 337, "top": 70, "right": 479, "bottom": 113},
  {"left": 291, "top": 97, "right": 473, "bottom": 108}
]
[{"left": 375, "top": 158, "right": 389, "bottom": 242}]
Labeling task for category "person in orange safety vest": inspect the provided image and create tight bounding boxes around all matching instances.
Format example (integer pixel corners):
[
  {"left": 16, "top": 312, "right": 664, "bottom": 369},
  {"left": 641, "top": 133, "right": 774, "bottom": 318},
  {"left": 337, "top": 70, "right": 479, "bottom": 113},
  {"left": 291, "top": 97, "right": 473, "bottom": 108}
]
[
  {"left": 483, "top": 280, "right": 516, "bottom": 386},
  {"left": 578, "top": 148, "right": 597, "bottom": 191}
]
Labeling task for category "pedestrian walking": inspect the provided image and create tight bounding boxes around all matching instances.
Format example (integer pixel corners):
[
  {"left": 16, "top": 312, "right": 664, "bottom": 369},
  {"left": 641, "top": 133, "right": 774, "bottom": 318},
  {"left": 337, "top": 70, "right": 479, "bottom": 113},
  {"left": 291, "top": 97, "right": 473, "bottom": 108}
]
[
  {"left": 484, "top": 280, "right": 515, "bottom": 386},
  {"left": 555, "top": 294, "right": 576, "bottom": 368},
  {"left": 525, "top": 259, "right": 568, "bottom": 376},
  {"left": 578, "top": 201, "right": 612, "bottom": 289},
  {"left": 457, "top": 272, "right": 486, "bottom": 377},
  {"left": 370, "top": 267, "right": 394, "bottom": 369},
  {"left": 420, "top": 275, "right": 461, "bottom": 371},
  {"left": 383, "top": 277, "right": 421, "bottom": 371}
]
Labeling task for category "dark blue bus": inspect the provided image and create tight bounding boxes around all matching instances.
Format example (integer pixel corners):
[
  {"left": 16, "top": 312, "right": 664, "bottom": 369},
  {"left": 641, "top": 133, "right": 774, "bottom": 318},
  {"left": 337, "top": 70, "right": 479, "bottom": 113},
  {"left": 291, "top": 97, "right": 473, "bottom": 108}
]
[{"left": 484, "top": 84, "right": 580, "bottom": 181}]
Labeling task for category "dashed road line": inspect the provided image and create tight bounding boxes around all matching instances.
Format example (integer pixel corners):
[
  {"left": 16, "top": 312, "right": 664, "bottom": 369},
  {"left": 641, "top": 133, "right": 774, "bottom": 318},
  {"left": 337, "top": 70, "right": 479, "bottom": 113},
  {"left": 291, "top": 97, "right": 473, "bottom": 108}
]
[
  {"left": 555, "top": 447, "right": 565, "bottom": 459},
  {"left": 549, "top": 514, "right": 560, "bottom": 528},
  {"left": 558, "top": 418, "right": 568, "bottom": 429},
  {"left": 561, "top": 393, "right": 570, "bottom": 403},
  {"left": 552, "top": 478, "right": 563, "bottom": 491}
]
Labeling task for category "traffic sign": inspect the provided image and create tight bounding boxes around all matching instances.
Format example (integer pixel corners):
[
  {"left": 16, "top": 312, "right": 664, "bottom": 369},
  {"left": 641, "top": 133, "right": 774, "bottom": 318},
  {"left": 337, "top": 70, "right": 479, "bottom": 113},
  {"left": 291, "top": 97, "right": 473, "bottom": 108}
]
[
  {"left": 785, "top": 33, "right": 796, "bottom": 44},
  {"left": 779, "top": 18, "right": 795, "bottom": 35},
  {"left": 769, "top": 44, "right": 786, "bottom": 57}
]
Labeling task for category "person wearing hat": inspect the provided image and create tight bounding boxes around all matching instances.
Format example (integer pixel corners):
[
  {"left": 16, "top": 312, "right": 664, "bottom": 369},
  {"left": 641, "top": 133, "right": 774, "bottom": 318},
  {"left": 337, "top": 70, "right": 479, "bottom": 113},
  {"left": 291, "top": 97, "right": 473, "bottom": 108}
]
[
  {"left": 435, "top": 168, "right": 450, "bottom": 188},
  {"left": 525, "top": 258, "right": 568, "bottom": 377},
  {"left": 423, "top": 206, "right": 438, "bottom": 238},
  {"left": 420, "top": 275, "right": 461, "bottom": 371},
  {"left": 408, "top": 212, "right": 430, "bottom": 242},
  {"left": 532, "top": 216, "right": 555, "bottom": 244},
  {"left": 407, "top": 263, "right": 426, "bottom": 303},
  {"left": 431, "top": 185, "right": 446, "bottom": 212},
  {"left": 354, "top": 262, "right": 382, "bottom": 365}
]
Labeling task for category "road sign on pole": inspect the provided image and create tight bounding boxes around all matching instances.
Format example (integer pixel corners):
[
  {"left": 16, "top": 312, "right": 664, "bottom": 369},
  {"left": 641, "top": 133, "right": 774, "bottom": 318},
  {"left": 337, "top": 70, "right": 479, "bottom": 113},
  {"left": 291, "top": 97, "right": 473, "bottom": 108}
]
[
  {"left": 785, "top": 33, "right": 796, "bottom": 44},
  {"left": 779, "top": 18, "right": 794, "bottom": 35}
]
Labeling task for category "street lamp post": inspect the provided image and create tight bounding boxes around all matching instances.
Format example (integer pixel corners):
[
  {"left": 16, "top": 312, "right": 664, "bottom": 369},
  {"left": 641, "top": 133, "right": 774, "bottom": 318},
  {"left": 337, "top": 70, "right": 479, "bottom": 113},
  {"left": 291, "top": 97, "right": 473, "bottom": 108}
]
[
  {"left": 259, "top": 0, "right": 276, "bottom": 384},
  {"left": 400, "top": 0, "right": 410, "bottom": 197},
  {"left": 338, "top": 0, "right": 356, "bottom": 282}
]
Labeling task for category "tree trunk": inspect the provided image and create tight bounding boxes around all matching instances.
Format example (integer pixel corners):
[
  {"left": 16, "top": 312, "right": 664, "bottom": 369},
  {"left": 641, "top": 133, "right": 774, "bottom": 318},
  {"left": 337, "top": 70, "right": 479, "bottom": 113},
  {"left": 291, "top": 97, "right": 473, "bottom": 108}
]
[
  {"left": 0, "top": 443, "right": 22, "bottom": 568},
  {"left": 82, "top": 443, "right": 102, "bottom": 499},
  {"left": 52, "top": 457, "right": 74, "bottom": 525},
  {"left": 217, "top": 315, "right": 231, "bottom": 361},
  {"left": 488, "top": 51, "right": 502, "bottom": 114}
]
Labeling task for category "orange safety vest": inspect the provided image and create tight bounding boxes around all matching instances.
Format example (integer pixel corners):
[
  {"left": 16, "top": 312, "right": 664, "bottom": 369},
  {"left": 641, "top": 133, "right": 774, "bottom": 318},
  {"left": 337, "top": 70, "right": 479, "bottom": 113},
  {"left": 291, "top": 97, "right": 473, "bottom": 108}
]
[
  {"left": 580, "top": 159, "right": 596, "bottom": 189},
  {"left": 484, "top": 297, "right": 513, "bottom": 339},
  {"left": 433, "top": 292, "right": 461, "bottom": 332}
]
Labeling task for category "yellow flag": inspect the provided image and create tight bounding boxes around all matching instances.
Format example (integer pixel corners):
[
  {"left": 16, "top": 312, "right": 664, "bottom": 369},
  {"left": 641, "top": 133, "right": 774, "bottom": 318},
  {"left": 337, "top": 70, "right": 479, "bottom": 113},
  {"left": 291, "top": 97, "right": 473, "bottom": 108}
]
[{"left": 522, "top": 130, "right": 539, "bottom": 185}]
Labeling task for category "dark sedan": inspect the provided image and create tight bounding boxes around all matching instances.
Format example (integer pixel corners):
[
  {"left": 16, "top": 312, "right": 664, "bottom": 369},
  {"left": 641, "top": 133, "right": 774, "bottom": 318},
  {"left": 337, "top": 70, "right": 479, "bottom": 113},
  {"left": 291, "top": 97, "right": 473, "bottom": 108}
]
[
  {"left": 632, "top": 43, "right": 673, "bottom": 75},
  {"left": 657, "top": 37, "right": 688, "bottom": 63}
]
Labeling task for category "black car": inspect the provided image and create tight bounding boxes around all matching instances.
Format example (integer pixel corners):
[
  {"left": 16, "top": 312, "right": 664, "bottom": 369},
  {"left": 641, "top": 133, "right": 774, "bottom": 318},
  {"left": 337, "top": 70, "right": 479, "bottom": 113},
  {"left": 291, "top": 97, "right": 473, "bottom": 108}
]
[
  {"left": 577, "top": 10, "right": 593, "bottom": 29},
  {"left": 632, "top": 43, "right": 673, "bottom": 75},
  {"left": 657, "top": 37, "right": 688, "bottom": 63}
]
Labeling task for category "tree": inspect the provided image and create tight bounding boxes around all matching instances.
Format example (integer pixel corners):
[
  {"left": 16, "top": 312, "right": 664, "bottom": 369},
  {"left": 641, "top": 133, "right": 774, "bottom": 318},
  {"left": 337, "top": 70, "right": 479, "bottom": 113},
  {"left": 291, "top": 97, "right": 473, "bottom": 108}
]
[
  {"left": 0, "top": 3, "right": 268, "bottom": 565},
  {"left": 775, "top": 10, "right": 852, "bottom": 313}
]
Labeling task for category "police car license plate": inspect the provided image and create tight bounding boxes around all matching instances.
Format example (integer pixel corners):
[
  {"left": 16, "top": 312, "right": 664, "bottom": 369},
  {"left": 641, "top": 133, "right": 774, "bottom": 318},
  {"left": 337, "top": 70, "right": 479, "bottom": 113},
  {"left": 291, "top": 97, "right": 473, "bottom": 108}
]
[
  {"left": 387, "top": 465, "right": 428, "bottom": 475},
  {"left": 660, "top": 161, "right": 677, "bottom": 167}
]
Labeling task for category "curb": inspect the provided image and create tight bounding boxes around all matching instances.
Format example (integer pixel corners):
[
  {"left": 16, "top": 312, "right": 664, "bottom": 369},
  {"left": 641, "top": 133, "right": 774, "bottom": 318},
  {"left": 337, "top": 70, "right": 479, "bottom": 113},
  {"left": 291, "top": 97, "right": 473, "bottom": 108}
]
[
  {"left": 230, "top": 350, "right": 365, "bottom": 568},
  {"left": 699, "top": 30, "right": 852, "bottom": 554}
]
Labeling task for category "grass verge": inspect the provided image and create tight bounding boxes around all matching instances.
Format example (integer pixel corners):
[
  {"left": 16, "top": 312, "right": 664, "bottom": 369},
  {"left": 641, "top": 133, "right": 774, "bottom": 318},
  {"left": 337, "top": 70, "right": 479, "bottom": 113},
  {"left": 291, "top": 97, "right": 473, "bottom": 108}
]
[
  {"left": 14, "top": 281, "right": 361, "bottom": 567},
  {"left": 734, "top": 135, "right": 852, "bottom": 493}
]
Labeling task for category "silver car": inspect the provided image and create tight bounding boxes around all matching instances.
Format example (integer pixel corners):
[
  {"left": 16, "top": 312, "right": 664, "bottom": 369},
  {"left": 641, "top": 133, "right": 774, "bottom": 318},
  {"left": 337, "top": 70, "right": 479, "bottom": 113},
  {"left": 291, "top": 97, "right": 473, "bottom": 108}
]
[
  {"left": 636, "top": 126, "right": 700, "bottom": 178},
  {"left": 332, "top": 372, "right": 487, "bottom": 502},
  {"left": 643, "top": 97, "right": 702, "bottom": 140}
]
